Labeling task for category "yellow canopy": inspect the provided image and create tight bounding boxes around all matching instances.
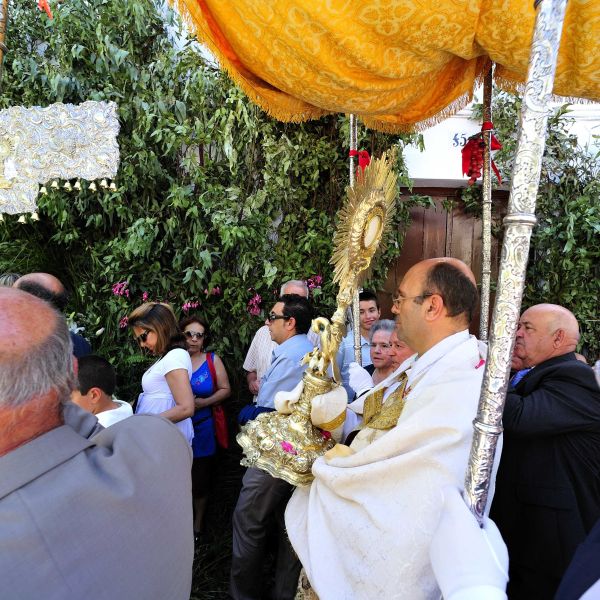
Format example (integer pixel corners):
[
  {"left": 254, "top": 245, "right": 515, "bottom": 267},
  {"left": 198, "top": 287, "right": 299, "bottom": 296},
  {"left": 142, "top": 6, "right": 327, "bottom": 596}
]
[{"left": 174, "top": 0, "right": 599, "bottom": 132}]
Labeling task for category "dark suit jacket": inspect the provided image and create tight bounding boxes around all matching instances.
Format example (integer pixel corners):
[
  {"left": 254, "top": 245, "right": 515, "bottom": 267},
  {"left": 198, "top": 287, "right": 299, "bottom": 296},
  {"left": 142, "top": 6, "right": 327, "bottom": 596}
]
[{"left": 490, "top": 352, "right": 600, "bottom": 600}]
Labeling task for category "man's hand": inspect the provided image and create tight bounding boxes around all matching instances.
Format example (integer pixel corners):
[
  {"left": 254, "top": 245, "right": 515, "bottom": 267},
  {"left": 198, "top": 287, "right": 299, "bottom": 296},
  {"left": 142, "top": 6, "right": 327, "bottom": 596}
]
[
  {"left": 429, "top": 487, "right": 508, "bottom": 600},
  {"left": 247, "top": 371, "right": 260, "bottom": 395}
]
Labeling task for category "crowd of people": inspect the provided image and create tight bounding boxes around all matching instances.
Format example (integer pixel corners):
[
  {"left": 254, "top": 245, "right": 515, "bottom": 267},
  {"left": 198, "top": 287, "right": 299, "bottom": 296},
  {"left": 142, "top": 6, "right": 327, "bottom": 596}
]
[{"left": 1, "top": 262, "right": 599, "bottom": 600}]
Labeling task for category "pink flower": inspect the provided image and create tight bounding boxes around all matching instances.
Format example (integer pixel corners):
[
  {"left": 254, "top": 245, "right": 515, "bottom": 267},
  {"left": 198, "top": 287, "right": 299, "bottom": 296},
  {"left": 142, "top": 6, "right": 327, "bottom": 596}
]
[
  {"left": 211, "top": 286, "right": 221, "bottom": 296},
  {"left": 119, "top": 316, "right": 129, "bottom": 329},
  {"left": 112, "top": 281, "right": 129, "bottom": 296},
  {"left": 182, "top": 300, "right": 200, "bottom": 313},
  {"left": 321, "top": 430, "right": 332, "bottom": 440},
  {"left": 280, "top": 441, "right": 297, "bottom": 455},
  {"left": 142, "top": 291, "right": 149, "bottom": 302}
]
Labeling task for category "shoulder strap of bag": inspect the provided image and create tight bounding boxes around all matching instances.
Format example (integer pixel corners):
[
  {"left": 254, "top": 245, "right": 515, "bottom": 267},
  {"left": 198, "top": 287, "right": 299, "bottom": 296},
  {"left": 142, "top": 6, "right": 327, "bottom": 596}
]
[{"left": 206, "top": 351, "right": 218, "bottom": 388}]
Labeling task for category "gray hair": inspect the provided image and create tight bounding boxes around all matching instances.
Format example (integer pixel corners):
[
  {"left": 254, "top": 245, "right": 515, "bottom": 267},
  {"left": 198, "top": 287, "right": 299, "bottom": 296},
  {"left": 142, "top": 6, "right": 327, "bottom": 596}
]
[
  {"left": 0, "top": 272, "right": 21, "bottom": 287},
  {"left": 369, "top": 319, "right": 396, "bottom": 342},
  {"left": 281, "top": 279, "right": 309, "bottom": 298},
  {"left": 0, "top": 308, "right": 74, "bottom": 408}
]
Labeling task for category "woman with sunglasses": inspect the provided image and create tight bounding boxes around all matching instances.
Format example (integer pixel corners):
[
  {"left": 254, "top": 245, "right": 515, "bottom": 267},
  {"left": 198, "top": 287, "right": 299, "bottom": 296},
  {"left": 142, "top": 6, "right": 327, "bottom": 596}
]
[
  {"left": 179, "top": 314, "right": 231, "bottom": 541},
  {"left": 128, "top": 302, "right": 195, "bottom": 445}
]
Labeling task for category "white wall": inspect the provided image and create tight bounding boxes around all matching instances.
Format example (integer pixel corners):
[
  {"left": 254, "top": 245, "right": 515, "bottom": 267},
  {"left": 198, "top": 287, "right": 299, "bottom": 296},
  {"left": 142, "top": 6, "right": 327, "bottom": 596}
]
[{"left": 404, "top": 97, "right": 600, "bottom": 188}]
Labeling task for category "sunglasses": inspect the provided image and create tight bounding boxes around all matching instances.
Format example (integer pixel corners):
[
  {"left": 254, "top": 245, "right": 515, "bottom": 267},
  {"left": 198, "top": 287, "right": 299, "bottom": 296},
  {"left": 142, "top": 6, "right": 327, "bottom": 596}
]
[
  {"left": 267, "top": 312, "right": 291, "bottom": 322},
  {"left": 185, "top": 330, "right": 205, "bottom": 340},
  {"left": 135, "top": 329, "right": 151, "bottom": 345}
]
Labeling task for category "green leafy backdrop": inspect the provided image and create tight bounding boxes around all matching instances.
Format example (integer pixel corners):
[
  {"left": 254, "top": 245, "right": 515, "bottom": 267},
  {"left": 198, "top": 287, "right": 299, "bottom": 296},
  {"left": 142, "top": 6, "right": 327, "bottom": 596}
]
[{"left": 0, "top": 0, "right": 427, "bottom": 400}]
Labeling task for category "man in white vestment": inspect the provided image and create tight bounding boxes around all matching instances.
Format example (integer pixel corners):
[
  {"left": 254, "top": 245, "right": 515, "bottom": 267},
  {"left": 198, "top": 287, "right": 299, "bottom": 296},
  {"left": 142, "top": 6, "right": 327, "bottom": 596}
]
[{"left": 285, "top": 257, "right": 487, "bottom": 600}]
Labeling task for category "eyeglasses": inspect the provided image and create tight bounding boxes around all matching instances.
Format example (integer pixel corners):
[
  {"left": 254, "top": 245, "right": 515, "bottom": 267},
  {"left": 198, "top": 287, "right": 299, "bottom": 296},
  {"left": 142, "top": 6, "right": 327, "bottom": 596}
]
[
  {"left": 184, "top": 330, "right": 205, "bottom": 340},
  {"left": 135, "top": 329, "right": 150, "bottom": 345},
  {"left": 391, "top": 292, "right": 434, "bottom": 308},
  {"left": 267, "top": 312, "right": 291, "bottom": 322},
  {"left": 369, "top": 342, "right": 391, "bottom": 349}
]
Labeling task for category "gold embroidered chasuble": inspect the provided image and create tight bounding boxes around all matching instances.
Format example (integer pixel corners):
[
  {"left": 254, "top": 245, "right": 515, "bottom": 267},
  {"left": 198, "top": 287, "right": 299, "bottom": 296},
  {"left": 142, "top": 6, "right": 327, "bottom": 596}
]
[{"left": 351, "top": 372, "right": 409, "bottom": 452}]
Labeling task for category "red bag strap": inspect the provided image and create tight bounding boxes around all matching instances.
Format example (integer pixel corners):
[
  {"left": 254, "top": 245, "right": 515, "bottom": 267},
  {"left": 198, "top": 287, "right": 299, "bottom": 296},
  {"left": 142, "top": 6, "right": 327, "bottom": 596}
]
[{"left": 206, "top": 352, "right": 218, "bottom": 389}]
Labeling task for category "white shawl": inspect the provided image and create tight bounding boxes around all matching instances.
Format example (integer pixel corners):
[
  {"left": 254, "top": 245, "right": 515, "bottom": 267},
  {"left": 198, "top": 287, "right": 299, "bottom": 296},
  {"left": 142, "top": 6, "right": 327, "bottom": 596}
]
[{"left": 285, "top": 332, "right": 486, "bottom": 600}]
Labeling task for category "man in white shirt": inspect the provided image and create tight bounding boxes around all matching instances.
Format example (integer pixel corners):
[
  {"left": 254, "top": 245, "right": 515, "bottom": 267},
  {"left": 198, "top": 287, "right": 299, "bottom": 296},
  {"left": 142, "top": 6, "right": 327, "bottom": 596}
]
[
  {"left": 71, "top": 355, "right": 133, "bottom": 427},
  {"left": 286, "top": 257, "right": 486, "bottom": 600}
]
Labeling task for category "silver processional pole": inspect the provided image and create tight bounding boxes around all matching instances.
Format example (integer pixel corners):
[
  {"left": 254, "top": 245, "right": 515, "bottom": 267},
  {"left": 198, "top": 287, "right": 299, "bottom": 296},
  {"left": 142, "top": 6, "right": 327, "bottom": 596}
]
[
  {"left": 349, "top": 114, "right": 362, "bottom": 364},
  {"left": 464, "top": 0, "right": 568, "bottom": 521},
  {"left": 479, "top": 66, "right": 494, "bottom": 342}
]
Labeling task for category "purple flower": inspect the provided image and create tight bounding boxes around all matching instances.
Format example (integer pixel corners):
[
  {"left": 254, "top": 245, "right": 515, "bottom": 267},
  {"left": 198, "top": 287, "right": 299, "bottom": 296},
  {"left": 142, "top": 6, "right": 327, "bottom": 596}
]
[
  {"left": 119, "top": 316, "right": 129, "bottom": 329},
  {"left": 247, "top": 293, "right": 262, "bottom": 316},
  {"left": 142, "top": 291, "right": 149, "bottom": 302},
  {"left": 211, "top": 286, "right": 221, "bottom": 296},
  {"left": 280, "top": 441, "right": 297, "bottom": 455},
  {"left": 307, "top": 275, "right": 323, "bottom": 291}
]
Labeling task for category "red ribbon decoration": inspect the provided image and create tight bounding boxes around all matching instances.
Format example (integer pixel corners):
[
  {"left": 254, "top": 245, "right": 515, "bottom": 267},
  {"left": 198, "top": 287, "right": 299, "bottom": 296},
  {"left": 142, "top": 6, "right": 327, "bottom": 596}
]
[
  {"left": 37, "top": 0, "right": 53, "bottom": 19},
  {"left": 461, "top": 122, "right": 502, "bottom": 186},
  {"left": 349, "top": 150, "right": 371, "bottom": 177}
]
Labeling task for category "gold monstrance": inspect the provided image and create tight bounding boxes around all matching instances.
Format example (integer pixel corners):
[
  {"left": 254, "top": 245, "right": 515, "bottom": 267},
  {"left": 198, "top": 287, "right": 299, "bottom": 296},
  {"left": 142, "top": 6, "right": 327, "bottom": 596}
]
[{"left": 237, "top": 150, "right": 398, "bottom": 486}]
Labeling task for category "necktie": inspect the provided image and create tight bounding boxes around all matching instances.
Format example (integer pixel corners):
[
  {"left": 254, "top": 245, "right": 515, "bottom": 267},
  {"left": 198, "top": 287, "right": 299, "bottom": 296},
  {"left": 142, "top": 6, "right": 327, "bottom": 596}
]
[{"left": 510, "top": 367, "right": 532, "bottom": 388}]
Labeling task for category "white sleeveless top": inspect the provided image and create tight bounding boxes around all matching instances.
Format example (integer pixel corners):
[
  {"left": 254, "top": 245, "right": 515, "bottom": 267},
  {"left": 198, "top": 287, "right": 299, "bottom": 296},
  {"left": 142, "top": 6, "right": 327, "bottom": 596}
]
[{"left": 136, "top": 348, "right": 194, "bottom": 445}]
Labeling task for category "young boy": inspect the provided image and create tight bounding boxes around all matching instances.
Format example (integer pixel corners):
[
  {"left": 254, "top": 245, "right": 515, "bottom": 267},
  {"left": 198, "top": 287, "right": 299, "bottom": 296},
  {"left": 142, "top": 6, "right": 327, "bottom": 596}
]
[{"left": 71, "top": 355, "right": 132, "bottom": 427}]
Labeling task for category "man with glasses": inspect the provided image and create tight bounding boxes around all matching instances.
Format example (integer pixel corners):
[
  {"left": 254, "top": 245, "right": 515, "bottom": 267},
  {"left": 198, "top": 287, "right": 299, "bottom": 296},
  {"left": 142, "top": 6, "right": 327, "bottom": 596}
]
[
  {"left": 231, "top": 294, "right": 313, "bottom": 600},
  {"left": 285, "top": 258, "right": 487, "bottom": 600},
  {"left": 243, "top": 280, "right": 311, "bottom": 401}
]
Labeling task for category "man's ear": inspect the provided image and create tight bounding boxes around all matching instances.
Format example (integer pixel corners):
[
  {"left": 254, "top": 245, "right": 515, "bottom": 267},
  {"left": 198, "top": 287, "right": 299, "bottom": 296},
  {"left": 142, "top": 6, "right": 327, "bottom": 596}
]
[
  {"left": 424, "top": 293, "right": 445, "bottom": 321},
  {"left": 553, "top": 328, "right": 565, "bottom": 348},
  {"left": 286, "top": 316, "right": 297, "bottom": 331},
  {"left": 88, "top": 387, "right": 103, "bottom": 406}
]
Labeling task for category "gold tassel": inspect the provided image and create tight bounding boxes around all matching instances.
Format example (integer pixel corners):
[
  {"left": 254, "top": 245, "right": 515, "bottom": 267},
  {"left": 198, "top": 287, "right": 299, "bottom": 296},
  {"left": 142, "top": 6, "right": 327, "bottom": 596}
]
[
  {"left": 64, "top": 181, "right": 72, "bottom": 191},
  {"left": 109, "top": 181, "right": 117, "bottom": 191},
  {"left": 51, "top": 180, "right": 59, "bottom": 189},
  {"left": 17, "top": 215, "right": 26, "bottom": 223},
  {"left": 40, "top": 186, "right": 48, "bottom": 194},
  {"left": 31, "top": 212, "right": 39, "bottom": 221},
  {"left": 74, "top": 180, "right": 81, "bottom": 191},
  {"left": 100, "top": 179, "right": 108, "bottom": 189},
  {"left": 89, "top": 181, "right": 97, "bottom": 192}
]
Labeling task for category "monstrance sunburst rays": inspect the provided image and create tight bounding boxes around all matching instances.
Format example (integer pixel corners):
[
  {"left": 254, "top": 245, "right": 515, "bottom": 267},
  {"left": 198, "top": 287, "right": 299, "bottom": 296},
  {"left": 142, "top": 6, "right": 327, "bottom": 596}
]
[{"left": 236, "top": 148, "right": 399, "bottom": 486}]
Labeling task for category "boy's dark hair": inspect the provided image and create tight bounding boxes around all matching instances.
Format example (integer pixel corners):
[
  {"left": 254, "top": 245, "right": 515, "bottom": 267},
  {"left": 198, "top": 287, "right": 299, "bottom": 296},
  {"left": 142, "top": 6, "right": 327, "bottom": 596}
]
[
  {"left": 77, "top": 355, "right": 116, "bottom": 396},
  {"left": 359, "top": 290, "right": 379, "bottom": 308},
  {"left": 278, "top": 294, "right": 313, "bottom": 335}
]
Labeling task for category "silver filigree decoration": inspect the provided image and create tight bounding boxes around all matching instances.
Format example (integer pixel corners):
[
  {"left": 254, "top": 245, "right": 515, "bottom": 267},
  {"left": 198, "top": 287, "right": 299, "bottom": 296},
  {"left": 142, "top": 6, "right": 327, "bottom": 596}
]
[
  {"left": 0, "top": 100, "right": 120, "bottom": 214},
  {"left": 464, "top": 0, "right": 568, "bottom": 522}
]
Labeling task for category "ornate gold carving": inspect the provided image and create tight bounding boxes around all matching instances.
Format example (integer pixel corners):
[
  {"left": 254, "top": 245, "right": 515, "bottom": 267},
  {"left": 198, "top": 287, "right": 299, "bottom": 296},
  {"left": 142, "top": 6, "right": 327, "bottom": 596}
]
[
  {"left": 237, "top": 150, "right": 399, "bottom": 486},
  {"left": 0, "top": 101, "right": 120, "bottom": 215}
]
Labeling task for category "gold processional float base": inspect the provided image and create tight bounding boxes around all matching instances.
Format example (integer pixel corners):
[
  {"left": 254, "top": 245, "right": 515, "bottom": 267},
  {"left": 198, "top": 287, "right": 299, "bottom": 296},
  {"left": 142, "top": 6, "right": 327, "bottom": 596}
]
[
  {"left": 237, "top": 370, "right": 336, "bottom": 487},
  {"left": 237, "top": 149, "right": 398, "bottom": 486}
]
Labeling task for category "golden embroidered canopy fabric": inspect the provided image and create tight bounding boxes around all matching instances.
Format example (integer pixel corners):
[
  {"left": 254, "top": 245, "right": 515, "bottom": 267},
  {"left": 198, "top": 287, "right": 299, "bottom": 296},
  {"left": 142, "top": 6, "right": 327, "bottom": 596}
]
[{"left": 174, "top": 0, "right": 600, "bottom": 132}]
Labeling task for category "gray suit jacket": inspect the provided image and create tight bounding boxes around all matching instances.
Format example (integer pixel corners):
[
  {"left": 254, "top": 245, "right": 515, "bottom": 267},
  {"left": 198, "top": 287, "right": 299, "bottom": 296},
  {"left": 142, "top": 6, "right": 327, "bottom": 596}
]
[{"left": 0, "top": 403, "right": 194, "bottom": 600}]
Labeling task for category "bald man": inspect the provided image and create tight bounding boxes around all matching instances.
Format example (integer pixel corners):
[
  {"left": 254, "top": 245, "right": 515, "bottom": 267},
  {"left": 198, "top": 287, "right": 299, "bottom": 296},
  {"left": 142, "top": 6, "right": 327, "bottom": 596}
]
[
  {"left": 285, "top": 258, "right": 487, "bottom": 599},
  {"left": 0, "top": 287, "right": 194, "bottom": 599},
  {"left": 490, "top": 304, "right": 600, "bottom": 600},
  {"left": 14, "top": 272, "right": 91, "bottom": 357}
]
